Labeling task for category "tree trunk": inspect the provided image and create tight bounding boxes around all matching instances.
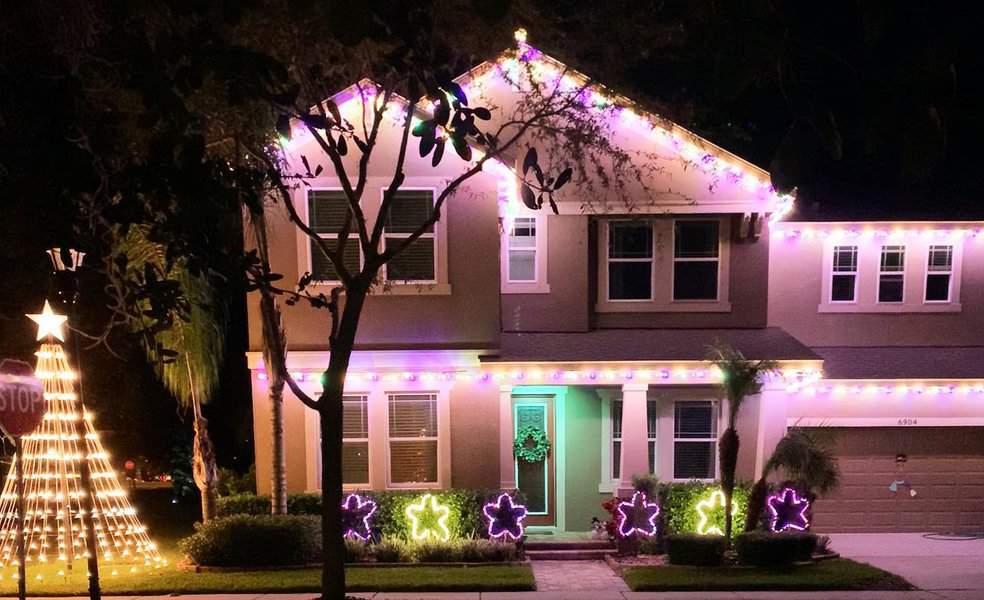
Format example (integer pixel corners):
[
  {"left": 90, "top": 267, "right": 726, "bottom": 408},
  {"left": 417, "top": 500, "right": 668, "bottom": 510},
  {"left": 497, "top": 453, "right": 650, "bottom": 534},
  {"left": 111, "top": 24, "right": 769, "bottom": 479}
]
[
  {"left": 719, "top": 427, "right": 739, "bottom": 543},
  {"left": 252, "top": 209, "right": 289, "bottom": 514},
  {"left": 319, "top": 283, "right": 368, "bottom": 600},
  {"left": 269, "top": 374, "right": 287, "bottom": 514},
  {"left": 192, "top": 400, "right": 219, "bottom": 521},
  {"left": 745, "top": 476, "right": 769, "bottom": 532}
]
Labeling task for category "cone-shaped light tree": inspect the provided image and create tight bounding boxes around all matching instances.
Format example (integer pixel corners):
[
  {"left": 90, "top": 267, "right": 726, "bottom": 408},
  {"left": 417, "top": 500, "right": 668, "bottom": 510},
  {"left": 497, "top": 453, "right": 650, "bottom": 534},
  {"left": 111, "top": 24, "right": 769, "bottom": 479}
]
[{"left": 0, "top": 306, "right": 164, "bottom": 579}]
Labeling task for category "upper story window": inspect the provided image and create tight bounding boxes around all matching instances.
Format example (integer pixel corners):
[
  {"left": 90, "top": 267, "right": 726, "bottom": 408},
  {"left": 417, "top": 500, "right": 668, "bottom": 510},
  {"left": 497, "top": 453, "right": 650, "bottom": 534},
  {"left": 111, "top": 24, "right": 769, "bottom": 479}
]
[
  {"left": 309, "top": 190, "right": 361, "bottom": 281},
  {"left": 831, "top": 245, "right": 858, "bottom": 302},
  {"left": 925, "top": 245, "right": 953, "bottom": 302},
  {"left": 608, "top": 222, "right": 653, "bottom": 300},
  {"left": 342, "top": 395, "right": 369, "bottom": 485},
  {"left": 673, "top": 401, "right": 717, "bottom": 480},
  {"left": 673, "top": 221, "right": 720, "bottom": 300},
  {"left": 508, "top": 218, "right": 537, "bottom": 282},
  {"left": 383, "top": 190, "right": 436, "bottom": 283},
  {"left": 388, "top": 393, "right": 438, "bottom": 485},
  {"left": 878, "top": 245, "right": 905, "bottom": 303}
]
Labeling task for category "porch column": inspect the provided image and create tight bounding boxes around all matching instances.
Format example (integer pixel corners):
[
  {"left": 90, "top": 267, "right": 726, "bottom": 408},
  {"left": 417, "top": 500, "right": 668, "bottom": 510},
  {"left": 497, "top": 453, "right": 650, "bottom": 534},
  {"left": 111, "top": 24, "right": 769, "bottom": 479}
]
[
  {"left": 619, "top": 382, "right": 650, "bottom": 495},
  {"left": 498, "top": 385, "right": 517, "bottom": 490}
]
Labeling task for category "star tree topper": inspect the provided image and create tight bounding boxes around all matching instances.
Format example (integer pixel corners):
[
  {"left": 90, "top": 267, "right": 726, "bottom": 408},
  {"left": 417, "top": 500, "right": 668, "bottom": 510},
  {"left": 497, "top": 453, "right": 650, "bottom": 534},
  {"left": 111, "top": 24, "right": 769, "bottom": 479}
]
[
  {"left": 483, "top": 493, "right": 528, "bottom": 540},
  {"left": 340, "top": 494, "right": 377, "bottom": 540},
  {"left": 27, "top": 300, "right": 68, "bottom": 341},
  {"left": 616, "top": 491, "right": 661, "bottom": 537},
  {"left": 767, "top": 487, "right": 811, "bottom": 532}
]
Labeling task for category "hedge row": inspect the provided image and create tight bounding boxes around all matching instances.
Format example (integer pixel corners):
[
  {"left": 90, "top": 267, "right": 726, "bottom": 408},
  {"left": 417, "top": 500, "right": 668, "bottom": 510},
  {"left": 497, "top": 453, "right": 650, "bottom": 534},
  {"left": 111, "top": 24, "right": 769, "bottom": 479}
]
[
  {"left": 666, "top": 531, "right": 817, "bottom": 567},
  {"left": 662, "top": 481, "right": 752, "bottom": 538},
  {"left": 217, "top": 489, "right": 522, "bottom": 540},
  {"left": 179, "top": 515, "right": 321, "bottom": 566}
]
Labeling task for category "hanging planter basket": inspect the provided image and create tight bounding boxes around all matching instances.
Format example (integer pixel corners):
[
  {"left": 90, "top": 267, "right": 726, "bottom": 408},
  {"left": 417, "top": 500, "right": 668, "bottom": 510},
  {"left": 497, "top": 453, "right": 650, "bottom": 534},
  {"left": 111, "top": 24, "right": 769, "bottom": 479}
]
[{"left": 513, "top": 425, "right": 551, "bottom": 463}]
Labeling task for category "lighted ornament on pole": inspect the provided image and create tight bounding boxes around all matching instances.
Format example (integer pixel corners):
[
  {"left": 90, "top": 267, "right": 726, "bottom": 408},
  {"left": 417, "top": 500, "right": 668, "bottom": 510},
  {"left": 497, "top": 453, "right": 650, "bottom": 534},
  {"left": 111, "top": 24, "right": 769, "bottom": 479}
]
[
  {"left": 483, "top": 493, "right": 528, "bottom": 541},
  {"left": 0, "top": 358, "right": 46, "bottom": 600},
  {"left": 616, "top": 491, "right": 660, "bottom": 538}
]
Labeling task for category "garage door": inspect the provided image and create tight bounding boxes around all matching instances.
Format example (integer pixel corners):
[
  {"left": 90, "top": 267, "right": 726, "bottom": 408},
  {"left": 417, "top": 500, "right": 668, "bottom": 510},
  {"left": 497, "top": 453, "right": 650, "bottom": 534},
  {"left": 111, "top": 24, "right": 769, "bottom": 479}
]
[{"left": 805, "top": 427, "right": 984, "bottom": 533}]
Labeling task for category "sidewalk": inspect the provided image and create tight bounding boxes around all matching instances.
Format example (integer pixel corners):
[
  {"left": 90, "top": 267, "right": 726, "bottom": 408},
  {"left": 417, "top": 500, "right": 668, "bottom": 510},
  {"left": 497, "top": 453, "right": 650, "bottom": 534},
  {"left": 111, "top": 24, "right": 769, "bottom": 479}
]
[{"left": 23, "top": 592, "right": 974, "bottom": 600}]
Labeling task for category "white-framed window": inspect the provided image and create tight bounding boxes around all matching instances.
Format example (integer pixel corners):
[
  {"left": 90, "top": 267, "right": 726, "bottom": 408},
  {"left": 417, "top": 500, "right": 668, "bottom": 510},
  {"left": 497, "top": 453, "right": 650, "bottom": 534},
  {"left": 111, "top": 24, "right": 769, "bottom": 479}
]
[
  {"left": 342, "top": 395, "right": 370, "bottom": 485},
  {"left": 608, "top": 221, "right": 653, "bottom": 300},
  {"left": 308, "top": 190, "right": 361, "bottom": 281},
  {"left": 878, "top": 245, "right": 905, "bottom": 303},
  {"left": 383, "top": 190, "right": 436, "bottom": 283},
  {"left": 507, "top": 217, "right": 537, "bottom": 282},
  {"left": 610, "top": 398, "right": 658, "bottom": 479},
  {"left": 925, "top": 245, "right": 953, "bottom": 302},
  {"left": 830, "top": 245, "right": 858, "bottom": 302},
  {"left": 387, "top": 393, "right": 438, "bottom": 485},
  {"left": 673, "top": 401, "right": 717, "bottom": 480},
  {"left": 673, "top": 220, "right": 720, "bottom": 300}
]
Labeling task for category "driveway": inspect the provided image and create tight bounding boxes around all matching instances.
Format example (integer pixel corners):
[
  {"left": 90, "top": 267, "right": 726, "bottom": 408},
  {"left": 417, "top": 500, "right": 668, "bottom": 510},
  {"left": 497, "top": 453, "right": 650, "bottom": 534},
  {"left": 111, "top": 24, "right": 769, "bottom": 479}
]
[{"left": 830, "top": 533, "right": 984, "bottom": 599}]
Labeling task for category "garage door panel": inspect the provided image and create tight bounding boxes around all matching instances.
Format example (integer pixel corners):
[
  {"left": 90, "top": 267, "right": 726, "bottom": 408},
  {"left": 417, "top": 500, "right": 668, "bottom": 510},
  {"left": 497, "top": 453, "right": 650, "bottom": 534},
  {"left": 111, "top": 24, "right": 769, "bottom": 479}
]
[{"left": 803, "top": 427, "right": 984, "bottom": 533}]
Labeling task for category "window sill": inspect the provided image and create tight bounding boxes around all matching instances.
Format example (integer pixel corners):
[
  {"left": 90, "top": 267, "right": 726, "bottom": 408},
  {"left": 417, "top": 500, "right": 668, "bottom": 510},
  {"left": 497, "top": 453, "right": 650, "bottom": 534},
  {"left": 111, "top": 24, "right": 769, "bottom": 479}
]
[
  {"left": 818, "top": 302, "right": 962, "bottom": 314},
  {"left": 596, "top": 301, "right": 732, "bottom": 313},
  {"left": 598, "top": 480, "right": 618, "bottom": 494},
  {"left": 502, "top": 282, "right": 552, "bottom": 295},
  {"left": 373, "top": 283, "right": 452, "bottom": 296},
  {"left": 386, "top": 482, "right": 440, "bottom": 490}
]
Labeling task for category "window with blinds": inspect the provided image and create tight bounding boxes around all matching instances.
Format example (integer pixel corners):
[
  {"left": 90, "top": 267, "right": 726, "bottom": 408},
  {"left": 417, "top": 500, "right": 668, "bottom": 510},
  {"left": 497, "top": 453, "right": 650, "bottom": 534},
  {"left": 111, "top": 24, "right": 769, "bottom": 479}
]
[
  {"left": 673, "top": 401, "right": 717, "bottom": 479},
  {"left": 342, "top": 395, "right": 369, "bottom": 485},
  {"left": 925, "top": 245, "right": 953, "bottom": 302},
  {"left": 384, "top": 191, "right": 436, "bottom": 282},
  {"left": 308, "top": 190, "right": 361, "bottom": 281},
  {"left": 388, "top": 393, "right": 438, "bottom": 484},
  {"left": 508, "top": 218, "right": 537, "bottom": 282},
  {"left": 673, "top": 220, "right": 720, "bottom": 300}
]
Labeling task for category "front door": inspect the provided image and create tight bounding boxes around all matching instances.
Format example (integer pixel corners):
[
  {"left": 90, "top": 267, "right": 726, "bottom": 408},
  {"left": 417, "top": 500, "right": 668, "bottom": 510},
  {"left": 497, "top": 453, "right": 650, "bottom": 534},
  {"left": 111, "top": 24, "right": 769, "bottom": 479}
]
[{"left": 513, "top": 396, "right": 555, "bottom": 526}]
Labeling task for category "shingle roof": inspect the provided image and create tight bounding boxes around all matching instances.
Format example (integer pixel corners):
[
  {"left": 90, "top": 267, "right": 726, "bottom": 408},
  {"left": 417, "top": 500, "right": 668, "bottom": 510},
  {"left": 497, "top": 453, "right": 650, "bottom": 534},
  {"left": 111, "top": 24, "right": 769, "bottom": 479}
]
[
  {"left": 813, "top": 346, "right": 984, "bottom": 380},
  {"left": 483, "top": 328, "right": 820, "bottom": 363}
]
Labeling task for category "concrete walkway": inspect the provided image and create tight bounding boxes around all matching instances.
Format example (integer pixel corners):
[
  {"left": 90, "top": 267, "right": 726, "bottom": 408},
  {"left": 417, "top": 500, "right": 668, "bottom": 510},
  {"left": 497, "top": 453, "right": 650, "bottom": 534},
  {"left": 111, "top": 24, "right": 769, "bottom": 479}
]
[
  {"left": 531, "top": 559, "right": 629, "bottom": 592},
  {"left": 830, "top": 532, "right": 984, "bottom": 600}
]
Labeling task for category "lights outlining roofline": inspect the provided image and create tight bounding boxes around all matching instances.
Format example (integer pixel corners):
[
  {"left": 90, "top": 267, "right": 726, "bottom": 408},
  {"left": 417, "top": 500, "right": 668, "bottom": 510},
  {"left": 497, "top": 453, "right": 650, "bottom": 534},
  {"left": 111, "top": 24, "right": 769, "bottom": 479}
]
[{"left": 772, "top": 223, "right": 983, "bottom": 242}]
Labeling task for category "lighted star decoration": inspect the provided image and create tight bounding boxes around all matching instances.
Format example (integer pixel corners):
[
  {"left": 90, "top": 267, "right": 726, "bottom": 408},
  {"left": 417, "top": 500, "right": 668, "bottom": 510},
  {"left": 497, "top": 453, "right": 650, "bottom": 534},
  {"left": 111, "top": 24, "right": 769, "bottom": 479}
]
[
  {"left": 405, "top": 493, "right": 451, "bottom": 541},
  {"left": 340, "top": 493, "right": 377, "bottom": 541},
  {"left": 27, "top": 300, "right": 68, "bottom": 342},
  {"left": 483, "top": 493, "right": 528, "bottom": 541},
  {"left": 616, "top": 491, "right": 661, "bottom": 537},
  {"left": 695, "top": 489, "right": 738, "bottom": 536},
  {"left": 767, "top": 487, "right": 810, "bottom": 532}
]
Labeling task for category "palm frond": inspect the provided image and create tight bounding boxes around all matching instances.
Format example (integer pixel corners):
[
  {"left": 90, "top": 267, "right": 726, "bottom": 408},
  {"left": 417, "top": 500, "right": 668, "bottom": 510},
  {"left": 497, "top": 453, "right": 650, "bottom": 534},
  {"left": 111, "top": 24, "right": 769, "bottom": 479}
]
[
  {"left": 764, "top": 428, "right": 841, "bottom": 495},
  {"left": 707, "top": 341, "right": 778, "bottom": 422},
  {"left": 114, "top": 226, "right": 227, "bottom": 408}
]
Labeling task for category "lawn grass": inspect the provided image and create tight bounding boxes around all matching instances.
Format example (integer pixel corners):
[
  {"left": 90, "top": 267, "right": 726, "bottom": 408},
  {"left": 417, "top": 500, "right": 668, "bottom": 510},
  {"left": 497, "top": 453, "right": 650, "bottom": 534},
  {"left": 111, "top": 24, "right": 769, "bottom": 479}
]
[
  {"left": 0, "top": 549, "right": 534, "bottom": 596},
  {"left": 622, "top": 558, "right": 912, "bottom": 592}
]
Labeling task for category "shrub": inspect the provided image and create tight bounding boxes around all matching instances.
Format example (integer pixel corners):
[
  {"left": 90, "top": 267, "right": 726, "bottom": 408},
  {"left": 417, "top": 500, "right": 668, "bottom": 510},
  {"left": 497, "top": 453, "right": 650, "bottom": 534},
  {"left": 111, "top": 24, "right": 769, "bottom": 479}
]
[
  {"left": 665, "top": 533, "right": 727, "bottom": 566},
  {"left": 178, "top": 515, "right": 321, "bottom": 566},
  {"left": 735, "top": 531, "right": 818, "bottom": 566},
  {"left": 373, "top": 538, "right": 412, "bottom": 563},
  {"left": 415, "top": 539, "right": 465, "bottom": 563},
  {"left": 216, "top": 465, "right": 256, "bottom": 497},
  {"left": 460, "top": 539, "right": 518, "bottom": 562},
  {"left": 215, "top": 494, "right": 270, "bottom": 516},
  {"left": 663, "top": 481, "right": 751, "bottom": 538},
  {"left": 638, "top": 536, "right": 662, "bottom": 555},
  {"left": 344, "top": 538, "right": 370, "bottom": 563}
]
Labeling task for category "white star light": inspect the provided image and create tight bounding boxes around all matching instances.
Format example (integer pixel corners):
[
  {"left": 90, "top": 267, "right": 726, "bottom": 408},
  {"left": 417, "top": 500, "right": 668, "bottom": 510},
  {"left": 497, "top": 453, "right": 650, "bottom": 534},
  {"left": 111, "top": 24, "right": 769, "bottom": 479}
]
[{"left": 27, "top": 300, "right": 68, "bottom": 341}]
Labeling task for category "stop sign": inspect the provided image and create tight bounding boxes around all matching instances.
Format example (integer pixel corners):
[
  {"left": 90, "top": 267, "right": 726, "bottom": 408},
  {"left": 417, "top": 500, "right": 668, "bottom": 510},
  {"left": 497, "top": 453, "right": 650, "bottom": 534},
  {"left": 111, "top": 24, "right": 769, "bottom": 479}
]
[{"left": 0, "top": 359, "right": 46, "bottom": 438}]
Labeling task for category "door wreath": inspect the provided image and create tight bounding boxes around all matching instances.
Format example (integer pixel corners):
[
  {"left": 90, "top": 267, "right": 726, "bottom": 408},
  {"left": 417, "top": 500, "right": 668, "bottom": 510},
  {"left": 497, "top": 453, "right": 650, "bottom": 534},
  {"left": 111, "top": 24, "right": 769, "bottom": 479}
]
[{"left": 513, "top": 425, "right": 551, "bottom": 463}]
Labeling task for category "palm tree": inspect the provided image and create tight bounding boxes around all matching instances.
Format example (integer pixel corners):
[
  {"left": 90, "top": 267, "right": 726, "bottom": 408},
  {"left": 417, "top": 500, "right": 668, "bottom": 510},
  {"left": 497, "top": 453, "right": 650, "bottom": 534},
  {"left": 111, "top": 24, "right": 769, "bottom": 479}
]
[
  {"left": 745, "top": 428, "right": 840, "bottom": 531},
  {"left": 708, "top": 342, "right": 777, "bottom": 543},
  {"left": 114, "top": 227, "right": 225, "bottom": 520},
  {"left": 246, "top": 205, "right": 290, "bottom": 514}
]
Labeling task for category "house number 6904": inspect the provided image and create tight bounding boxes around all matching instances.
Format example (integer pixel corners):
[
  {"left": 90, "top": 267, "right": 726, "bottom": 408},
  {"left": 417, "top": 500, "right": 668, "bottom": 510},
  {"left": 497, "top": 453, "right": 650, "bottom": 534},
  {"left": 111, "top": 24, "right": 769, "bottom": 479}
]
[{"left": 897, "top": 418, "right": 918, "bottom": 426}]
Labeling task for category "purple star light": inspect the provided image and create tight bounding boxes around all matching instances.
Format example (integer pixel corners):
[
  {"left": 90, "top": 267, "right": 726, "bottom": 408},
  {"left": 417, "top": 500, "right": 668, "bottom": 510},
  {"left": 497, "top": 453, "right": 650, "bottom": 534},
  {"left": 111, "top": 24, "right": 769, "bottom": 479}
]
[
  {"left": 341, "top": 493, "right": 377, "bottom": 540},
  {"left": 483, "top": 493, "right": 528, "bottom": 541},
  {"left": 767, "top": 487, "right": 810, "bottom": 532},
  {"left": 617, "top": 491, "right": 660, "bottom": 537}
]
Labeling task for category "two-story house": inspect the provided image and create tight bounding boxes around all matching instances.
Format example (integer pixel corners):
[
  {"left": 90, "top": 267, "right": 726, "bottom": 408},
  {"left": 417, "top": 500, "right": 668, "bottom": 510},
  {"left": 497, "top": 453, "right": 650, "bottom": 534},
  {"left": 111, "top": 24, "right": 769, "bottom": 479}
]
[{"left": 246, "top": 32, "right": 984, "bottom": 533}]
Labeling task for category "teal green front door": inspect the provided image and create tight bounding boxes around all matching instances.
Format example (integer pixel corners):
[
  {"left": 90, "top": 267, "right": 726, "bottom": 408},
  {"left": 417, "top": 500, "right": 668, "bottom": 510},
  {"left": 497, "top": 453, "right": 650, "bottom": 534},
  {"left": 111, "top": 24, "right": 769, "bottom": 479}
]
[{"left": 514, "top": 396, "right": 554, "bottom": 526}]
